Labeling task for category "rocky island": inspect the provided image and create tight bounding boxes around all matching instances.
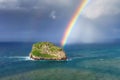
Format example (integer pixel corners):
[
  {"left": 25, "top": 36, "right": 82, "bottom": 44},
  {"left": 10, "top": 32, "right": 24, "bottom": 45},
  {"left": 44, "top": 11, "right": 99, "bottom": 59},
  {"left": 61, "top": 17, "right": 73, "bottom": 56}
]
[{"left": 29, "top": 42, "right": 67, "bottom": 60}]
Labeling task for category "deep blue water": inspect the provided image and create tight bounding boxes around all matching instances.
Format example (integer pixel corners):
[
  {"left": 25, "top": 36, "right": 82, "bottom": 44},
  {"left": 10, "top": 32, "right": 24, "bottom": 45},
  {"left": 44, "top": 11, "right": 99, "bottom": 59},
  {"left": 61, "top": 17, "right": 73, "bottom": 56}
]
[{"left": 0, "top": 42, "right": 120, "bottom": 80}]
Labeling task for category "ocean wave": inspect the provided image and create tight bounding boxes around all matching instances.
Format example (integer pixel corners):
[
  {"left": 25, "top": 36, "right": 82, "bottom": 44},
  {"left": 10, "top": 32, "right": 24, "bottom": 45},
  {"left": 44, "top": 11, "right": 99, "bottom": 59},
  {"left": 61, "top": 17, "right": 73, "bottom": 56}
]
[
  {"left": 0, "top": 56, "right": 33, "bottom": 61},
  {"left": 0, "top": 56, "right": 87, "bottom": 62}
]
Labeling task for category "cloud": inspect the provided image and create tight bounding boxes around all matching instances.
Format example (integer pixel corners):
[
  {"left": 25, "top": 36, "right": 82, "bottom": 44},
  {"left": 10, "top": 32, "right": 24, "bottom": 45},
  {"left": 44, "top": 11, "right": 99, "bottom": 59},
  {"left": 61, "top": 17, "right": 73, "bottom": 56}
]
[
  {"left": 38, "top": 0, "right": 71, "bottom": 6},
  {"left": 66, "top": 0, "right": 120, "bottom": 44},
  {"left": 82, "top": 0, "right": 120, "bottom": 19},
  {"left": 67, "top": 21, "right": 106, "bottom": 44},
  {"left": 49, "top": 10, "right": 56, "bottom": 20},
  {"left": 0, "top": 0, "right": 20, "bottom": 9},
  {"left": 0, "top": 0, "right": 77, "bottom": 10},
  {"left": 0, "top": 0, "right": 119, "bottom": 43}
]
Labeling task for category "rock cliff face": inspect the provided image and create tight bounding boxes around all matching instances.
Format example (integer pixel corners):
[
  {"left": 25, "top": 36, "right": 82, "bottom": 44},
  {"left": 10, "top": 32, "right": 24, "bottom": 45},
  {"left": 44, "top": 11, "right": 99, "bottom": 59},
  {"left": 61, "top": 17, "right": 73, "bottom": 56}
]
[{"left": 29, "top": 42, "right": 67, "bottom": 60}]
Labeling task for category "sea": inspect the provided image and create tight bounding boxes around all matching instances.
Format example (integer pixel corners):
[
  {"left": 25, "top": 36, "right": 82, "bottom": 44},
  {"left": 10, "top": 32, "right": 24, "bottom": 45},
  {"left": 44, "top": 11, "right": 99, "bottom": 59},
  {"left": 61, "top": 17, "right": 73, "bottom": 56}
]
[{"left": 0, "top": 42, "right": 120, "bottom": 80}]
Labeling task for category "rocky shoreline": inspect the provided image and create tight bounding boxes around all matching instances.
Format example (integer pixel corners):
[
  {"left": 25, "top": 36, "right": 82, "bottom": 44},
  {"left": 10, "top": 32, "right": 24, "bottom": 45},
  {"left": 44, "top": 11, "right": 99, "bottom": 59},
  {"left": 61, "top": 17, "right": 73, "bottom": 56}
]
[{"left": 29, "top": 53, "right": 67, "bottom": 60}]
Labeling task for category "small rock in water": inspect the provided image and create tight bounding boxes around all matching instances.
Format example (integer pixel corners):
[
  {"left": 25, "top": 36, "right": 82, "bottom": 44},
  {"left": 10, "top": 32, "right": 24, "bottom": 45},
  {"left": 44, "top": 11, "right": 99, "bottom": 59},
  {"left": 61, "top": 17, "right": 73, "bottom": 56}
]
[{"left": 29, "top": 42, "right": 67, "bottom": 60}]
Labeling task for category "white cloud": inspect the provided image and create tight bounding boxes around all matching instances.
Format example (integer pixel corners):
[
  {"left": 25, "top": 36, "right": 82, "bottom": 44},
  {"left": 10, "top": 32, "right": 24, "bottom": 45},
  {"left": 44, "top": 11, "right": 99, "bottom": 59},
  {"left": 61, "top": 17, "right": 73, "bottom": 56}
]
[
  {"left": 0, "top": 0, "right": 20, "bottom": 9},
  {"left": 49, "top": 10, "right": 56, "bottom": 19},
  {"left": 39, "top": 0, "right": 71, "bottom": 6},
  {"left": 82, "top": 0, "right": 120, "bottom": 19},
  {"left": 0, "top": 0, "right": 75, "bottom": 10},
  {"left": 66, "top": 0, "right": 120, "bottom": 44}
]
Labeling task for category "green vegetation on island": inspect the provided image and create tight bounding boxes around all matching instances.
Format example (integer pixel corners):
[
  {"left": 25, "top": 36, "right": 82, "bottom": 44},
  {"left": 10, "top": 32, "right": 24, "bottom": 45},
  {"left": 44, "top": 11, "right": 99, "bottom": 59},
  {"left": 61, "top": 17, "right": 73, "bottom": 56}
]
[{"left": 29, "top": 42, "right": 67, "bottom": 60}]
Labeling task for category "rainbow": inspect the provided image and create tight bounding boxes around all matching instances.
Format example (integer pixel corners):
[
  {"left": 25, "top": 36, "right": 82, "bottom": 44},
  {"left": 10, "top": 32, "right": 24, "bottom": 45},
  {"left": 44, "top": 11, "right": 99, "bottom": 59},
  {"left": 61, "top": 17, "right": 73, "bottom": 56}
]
[{"left": 61, "top": 0, "right": 89, "bottom": 46}]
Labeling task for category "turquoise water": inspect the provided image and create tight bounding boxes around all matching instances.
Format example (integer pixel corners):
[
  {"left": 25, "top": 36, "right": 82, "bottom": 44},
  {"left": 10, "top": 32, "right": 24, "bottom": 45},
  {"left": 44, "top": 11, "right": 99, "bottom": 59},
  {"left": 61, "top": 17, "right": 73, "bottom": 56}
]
[{"left": 0, "top": 42, "right": 120, "bottom": 80}]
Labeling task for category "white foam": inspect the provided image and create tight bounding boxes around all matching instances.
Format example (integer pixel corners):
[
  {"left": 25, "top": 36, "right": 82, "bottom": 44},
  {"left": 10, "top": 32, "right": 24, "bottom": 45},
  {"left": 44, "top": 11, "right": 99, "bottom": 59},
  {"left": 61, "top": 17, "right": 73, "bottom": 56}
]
[{"left": 0, "top": 56, "right": 33, "bottom": 61}]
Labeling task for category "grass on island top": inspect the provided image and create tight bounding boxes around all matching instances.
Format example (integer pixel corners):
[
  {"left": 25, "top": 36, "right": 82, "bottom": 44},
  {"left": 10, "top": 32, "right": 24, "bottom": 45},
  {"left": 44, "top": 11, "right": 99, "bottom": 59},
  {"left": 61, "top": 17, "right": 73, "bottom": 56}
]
[
  {"left": 32, "top": 50, "right": 55, "bottom": 58},
  {"left": 33, "top": 42, "right": 62, "bottom": 52},
  {"left": 31, "top": 42, "right": 64, "bottom": 58}
]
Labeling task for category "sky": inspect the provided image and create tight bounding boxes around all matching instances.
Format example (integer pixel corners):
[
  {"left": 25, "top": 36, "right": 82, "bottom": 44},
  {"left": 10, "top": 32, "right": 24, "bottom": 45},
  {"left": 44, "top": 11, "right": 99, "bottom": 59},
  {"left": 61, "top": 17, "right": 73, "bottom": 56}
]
[{"left": 0, "top": 0, "right": 120, "bottom": 44}]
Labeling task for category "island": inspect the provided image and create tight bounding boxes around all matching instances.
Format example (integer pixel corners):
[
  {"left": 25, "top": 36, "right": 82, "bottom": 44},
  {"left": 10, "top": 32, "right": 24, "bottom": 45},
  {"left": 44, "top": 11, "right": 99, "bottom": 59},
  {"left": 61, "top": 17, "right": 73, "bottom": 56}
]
[{"left": 29, "top": 42, "right": 67, "bottom": 60}]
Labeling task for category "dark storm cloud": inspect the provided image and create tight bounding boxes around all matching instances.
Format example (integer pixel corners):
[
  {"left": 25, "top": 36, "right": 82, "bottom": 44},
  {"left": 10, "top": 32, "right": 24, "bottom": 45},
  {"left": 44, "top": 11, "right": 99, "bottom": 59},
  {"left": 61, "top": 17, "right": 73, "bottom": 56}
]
[
  {"left": 0, "top": 0, "right": 120, "bottom": 43},
  {"left": 0, "top": 0, "right": 81, "bottom": 42}
]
